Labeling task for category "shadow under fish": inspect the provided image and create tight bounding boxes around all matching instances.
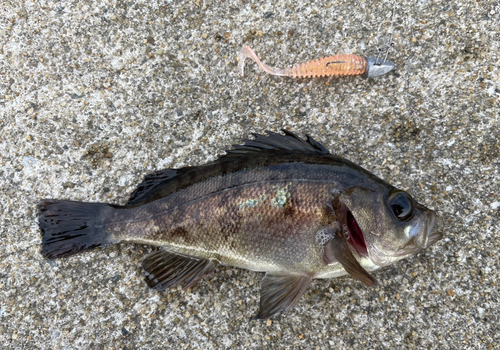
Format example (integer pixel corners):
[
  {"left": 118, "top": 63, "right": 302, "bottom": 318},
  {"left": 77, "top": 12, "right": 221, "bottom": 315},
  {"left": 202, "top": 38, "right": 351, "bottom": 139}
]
[{"left": 38, "top": 130, "right": 442, "bottom": 319}]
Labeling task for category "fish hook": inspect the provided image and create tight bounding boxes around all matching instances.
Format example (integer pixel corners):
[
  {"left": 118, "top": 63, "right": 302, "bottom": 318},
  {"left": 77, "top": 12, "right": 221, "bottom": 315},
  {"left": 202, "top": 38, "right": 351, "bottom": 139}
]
[{"left": 375, "top": 3, "right": 397, "bottom": 66}]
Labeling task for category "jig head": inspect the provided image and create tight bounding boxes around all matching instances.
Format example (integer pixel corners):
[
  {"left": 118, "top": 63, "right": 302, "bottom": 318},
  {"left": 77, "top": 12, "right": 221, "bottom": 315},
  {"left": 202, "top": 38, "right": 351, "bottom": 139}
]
[{"left": 364, "top": 57, "right": 396, "bottom": 78}]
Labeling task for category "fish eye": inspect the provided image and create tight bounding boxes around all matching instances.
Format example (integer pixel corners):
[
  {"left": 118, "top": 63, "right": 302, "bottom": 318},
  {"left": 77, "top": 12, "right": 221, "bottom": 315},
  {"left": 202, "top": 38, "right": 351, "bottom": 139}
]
[{"left": 388, "top": 191, "right": 414, "bottom": 221}]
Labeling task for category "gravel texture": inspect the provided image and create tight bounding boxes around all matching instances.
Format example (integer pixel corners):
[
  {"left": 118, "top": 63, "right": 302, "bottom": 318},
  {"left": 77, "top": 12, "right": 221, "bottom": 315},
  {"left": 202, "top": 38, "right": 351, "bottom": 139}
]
[{"left": 1, "top": 0, "right": 499, "bottom": 349}]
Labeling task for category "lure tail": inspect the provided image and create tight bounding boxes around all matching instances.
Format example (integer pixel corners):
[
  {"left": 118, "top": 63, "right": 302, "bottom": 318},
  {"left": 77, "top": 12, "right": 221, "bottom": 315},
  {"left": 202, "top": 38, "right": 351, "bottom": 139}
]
[
  {"left": 238, "top": 45, "right": 287, "bottom": 77},
  {"left": 38, "top": 199, "right": 119, "bottom": 259}
]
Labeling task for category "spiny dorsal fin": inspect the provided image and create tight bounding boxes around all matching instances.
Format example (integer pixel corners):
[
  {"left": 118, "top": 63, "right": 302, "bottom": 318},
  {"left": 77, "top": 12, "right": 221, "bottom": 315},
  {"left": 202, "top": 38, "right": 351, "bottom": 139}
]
[{"left": 225, "top": 129, "right": 330, "bottom": 156}]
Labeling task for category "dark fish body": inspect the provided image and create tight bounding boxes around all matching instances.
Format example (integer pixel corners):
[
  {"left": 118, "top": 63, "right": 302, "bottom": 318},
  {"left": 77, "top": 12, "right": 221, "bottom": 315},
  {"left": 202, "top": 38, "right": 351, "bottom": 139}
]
[
  {"left": 107, "top": 154, "right": 387, "bottom": 275},
  {"left": 39, "top": 131, "right": 441, "bottom": 319}
]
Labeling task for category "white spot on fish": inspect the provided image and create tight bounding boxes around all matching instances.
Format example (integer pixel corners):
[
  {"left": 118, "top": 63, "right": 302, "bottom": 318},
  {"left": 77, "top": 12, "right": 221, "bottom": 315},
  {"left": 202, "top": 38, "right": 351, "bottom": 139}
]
[
  {"left": 238, "top": 194, "right": 267, "bottom": 209},
  {"left": 404, "top": 225, "right": 412, "bottom": 238},
  {"left": 330, "top": 189, "right": 341, "bottom": 196},
  {"left": 271, "top": 185, "right": 291, "bottom": 208}
]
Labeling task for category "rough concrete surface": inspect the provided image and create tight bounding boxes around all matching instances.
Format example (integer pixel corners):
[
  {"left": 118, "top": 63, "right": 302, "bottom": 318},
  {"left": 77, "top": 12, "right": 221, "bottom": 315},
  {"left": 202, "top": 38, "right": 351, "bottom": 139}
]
[{"left": 1, "top": 0, "right": 499, "bottom": 349}]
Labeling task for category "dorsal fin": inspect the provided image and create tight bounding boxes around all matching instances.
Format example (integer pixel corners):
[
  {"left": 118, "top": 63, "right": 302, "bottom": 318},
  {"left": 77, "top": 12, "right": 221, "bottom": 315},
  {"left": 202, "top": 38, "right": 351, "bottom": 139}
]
[
  {"left": 126, "top": 130, "right": 332, "bottom": 206},
  {"left": 225, "top": 129, "right": 330, "bottom": 156},
  {"left": 127, "top": 169, "right": 179, "bottom": 205}
]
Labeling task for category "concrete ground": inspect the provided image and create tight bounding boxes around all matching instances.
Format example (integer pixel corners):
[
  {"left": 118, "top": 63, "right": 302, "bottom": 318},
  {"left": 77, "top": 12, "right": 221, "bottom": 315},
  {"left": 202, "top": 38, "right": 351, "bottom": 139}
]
[{"left": 1, "top": 0, "right": 499, "bottom": 349}]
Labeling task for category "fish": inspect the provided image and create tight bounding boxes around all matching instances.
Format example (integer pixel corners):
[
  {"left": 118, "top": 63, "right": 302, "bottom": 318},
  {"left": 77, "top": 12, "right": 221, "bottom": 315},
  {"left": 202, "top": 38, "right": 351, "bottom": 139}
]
[{"left": 38, "top": 130, "right": 442, "bottom": 319}]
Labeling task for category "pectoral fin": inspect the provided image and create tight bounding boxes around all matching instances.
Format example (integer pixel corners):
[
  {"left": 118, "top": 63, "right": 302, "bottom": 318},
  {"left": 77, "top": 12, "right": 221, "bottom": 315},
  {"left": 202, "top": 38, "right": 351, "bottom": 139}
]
[
  {"left": 255, "top": 273, "right": 312, "bottom": 319},
  {"left": 142, "top": 249, "right": 219, "bottom": 290},
  {"left": 324, "top": 235, "right": 376, "bottom": 287}
]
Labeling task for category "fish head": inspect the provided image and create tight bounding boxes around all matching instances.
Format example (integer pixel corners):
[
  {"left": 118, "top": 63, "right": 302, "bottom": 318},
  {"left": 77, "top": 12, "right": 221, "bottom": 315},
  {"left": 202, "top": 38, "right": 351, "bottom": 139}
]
[{"left": 339, "top": 186, "right": 441, "bottom": 267}]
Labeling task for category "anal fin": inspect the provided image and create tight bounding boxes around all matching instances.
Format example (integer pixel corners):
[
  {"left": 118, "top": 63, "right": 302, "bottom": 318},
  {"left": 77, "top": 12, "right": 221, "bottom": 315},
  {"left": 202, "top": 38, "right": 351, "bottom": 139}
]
[
  {"left": 324, "top": 234, "right": 376, "bottom": 287},
  {"left": 142, "top": 250, "right": 219, "bottom": 290},
  {"left": 255, "top": 273, "right": 312, "bottom": 319}
]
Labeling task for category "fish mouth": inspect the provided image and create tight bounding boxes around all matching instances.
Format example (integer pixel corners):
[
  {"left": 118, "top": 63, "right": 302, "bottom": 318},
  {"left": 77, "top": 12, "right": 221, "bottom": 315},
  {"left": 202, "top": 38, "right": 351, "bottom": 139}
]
[{"left": 344, "top": 210, "right": 368, "bottom": 257}]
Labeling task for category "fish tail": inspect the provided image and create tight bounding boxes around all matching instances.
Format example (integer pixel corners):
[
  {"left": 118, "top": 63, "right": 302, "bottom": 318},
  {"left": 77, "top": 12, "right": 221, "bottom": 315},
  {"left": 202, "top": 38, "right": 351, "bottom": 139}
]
[{"left": 38, "top": 199, "right": 119, "bottom": 259}]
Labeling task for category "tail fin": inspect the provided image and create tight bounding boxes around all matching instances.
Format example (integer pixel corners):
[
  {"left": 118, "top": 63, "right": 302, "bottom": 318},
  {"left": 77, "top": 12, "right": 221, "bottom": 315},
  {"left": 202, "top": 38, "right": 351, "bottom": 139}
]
[{"left": 38, "top": 199, "right": 117, "bottom": 259}]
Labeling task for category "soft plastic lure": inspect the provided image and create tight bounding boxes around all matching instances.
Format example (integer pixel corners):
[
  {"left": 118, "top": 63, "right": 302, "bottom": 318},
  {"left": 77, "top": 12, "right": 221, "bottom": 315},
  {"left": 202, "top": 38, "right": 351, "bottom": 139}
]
[{"left": 238, "top": 45, "right": 395, "bottom": 79}]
